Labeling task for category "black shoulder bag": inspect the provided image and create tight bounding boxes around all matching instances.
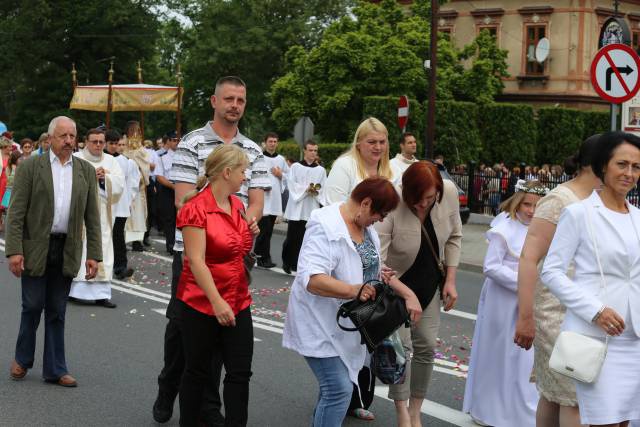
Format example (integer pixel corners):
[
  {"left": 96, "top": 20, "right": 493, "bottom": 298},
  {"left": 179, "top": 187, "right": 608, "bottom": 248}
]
[{"left": 336, "top": 279, "right": 409, "bottom": 353}]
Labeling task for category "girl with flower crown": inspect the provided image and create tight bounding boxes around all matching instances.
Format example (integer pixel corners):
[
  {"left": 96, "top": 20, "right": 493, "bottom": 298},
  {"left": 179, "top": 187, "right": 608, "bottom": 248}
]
[{"left": 463, "top": 180, "right": 548, "bottom": 427}]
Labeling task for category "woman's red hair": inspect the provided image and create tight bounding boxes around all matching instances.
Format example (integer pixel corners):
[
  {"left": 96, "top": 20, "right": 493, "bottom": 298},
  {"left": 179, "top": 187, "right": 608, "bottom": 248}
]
[
  {"left": 350, "top": 177, "right": 399, "bottom": 214},
  {"left": 402, "top": 161, "right": 443, "bottom": 206}
]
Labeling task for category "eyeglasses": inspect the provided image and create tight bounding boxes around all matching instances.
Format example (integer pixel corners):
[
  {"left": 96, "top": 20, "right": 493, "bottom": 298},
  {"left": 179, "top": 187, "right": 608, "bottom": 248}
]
[{"left": 88, "top": 140, "right": 106, "bottom": 145}]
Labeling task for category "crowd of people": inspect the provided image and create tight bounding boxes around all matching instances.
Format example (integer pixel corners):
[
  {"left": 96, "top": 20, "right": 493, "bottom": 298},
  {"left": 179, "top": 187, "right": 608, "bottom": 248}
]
[{"left": 3, "top": 73, "right": 640, "bottom": 427}]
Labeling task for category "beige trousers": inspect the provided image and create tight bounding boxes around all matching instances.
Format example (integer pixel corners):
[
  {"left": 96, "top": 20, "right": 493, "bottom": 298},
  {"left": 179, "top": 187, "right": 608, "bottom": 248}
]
[{"left": 388, "top": 295, "right": 441, "bottom": 401}]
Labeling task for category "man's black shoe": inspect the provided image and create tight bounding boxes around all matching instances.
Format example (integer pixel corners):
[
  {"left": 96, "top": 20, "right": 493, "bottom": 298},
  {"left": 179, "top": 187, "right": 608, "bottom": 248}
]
[
  {"left": 131, "top": 241, "right": 144, "bottom": 252},
  {"left": 167, "top": 248, "right": 175, "bottom": 256},
  {"left": 258, "top": 260, "right": 276, "bottom": 269},
  {"left": 282, "top": 264, "right": 291, "bottom": 275},
  {"left": 114, "top": 268, "right": 134, "bottom": 280},
  {"left": 152, "top": 391, "right": 175, "bottom": 423},
  {"left": 143, "top": 237, "right": 151, "bottom": 246},
  {"left": 95, "top": 299, "right": 117, "bottom": 308}
]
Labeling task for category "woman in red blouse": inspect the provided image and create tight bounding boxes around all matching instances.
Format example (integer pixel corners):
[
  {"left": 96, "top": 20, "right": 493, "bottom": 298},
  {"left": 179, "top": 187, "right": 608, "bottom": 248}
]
[{"left": 176, "top": 145, "right": 258, "bottom": 427}]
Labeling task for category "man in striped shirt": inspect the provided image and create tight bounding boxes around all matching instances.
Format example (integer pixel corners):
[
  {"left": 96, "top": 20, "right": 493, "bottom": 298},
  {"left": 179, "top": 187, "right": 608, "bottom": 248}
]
[{"left": 153, "top": 76, "right": 270, "bottom": 425}]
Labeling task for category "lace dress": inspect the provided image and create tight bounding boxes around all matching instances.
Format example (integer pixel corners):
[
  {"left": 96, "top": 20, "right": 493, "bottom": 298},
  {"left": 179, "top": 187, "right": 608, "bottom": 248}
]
[{"left": 532, "top": 185, "right": 580, "bottom": 406}]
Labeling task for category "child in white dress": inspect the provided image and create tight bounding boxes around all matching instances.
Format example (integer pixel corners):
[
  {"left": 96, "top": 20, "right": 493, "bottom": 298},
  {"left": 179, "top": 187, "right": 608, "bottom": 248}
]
[{"left": 463, "top": 180, "right": 547, "bottom": 427}]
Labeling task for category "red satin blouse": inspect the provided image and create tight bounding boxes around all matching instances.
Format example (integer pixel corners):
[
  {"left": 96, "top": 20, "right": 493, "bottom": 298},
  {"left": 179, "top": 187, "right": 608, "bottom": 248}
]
[{"left": 176, "top": 187, "right": 253, "bottom": 316}]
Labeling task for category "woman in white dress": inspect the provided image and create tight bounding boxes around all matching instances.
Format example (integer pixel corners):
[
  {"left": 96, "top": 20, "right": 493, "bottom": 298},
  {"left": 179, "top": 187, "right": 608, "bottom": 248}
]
[
  {"left": 542, "top": 132, "right": 640, "bottom": 426},
  {"left": 463, "top": 180, "right": 546, "bottom": 427}
]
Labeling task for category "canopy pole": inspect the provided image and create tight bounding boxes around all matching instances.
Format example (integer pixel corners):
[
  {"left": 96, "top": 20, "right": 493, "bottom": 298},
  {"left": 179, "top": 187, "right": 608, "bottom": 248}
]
[
  {"left": 176, "top": 64, "right": 183, "bottom": 139},
  {"left": 71, "top": 63, "right": 77, "bottom": 89},
  {"left": 137, "top": 60, "right": 145, "bottom": 140},
  {"left": 106, "top": 61, "right": 115, "bottom": 129}
]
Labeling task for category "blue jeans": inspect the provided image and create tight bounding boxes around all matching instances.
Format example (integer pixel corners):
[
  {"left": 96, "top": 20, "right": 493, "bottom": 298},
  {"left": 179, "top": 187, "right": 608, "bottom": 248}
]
[
  {"left": 15, "top": 247, "right": 73, "bottom": 380},
  {"left": 305, "top": 356, "right": 353, "bottom": 427}
]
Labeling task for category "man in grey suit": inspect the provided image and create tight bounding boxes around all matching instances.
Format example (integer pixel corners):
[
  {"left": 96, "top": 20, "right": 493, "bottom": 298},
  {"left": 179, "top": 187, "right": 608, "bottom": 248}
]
[{"left": 6, "top": 116, "right": 102, "bottom": 387}]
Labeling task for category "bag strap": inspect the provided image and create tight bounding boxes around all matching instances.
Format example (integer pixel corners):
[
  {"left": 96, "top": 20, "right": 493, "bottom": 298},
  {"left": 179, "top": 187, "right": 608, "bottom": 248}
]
[
  {"left": 419, "top": 221, "right": 445, "bottom": 275},
  {"left": 583, "top": 201, "right": 609, "bottom": 344}
]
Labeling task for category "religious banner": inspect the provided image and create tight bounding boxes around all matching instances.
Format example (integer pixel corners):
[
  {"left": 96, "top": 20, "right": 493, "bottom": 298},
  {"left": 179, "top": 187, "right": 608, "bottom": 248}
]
[{"left": 70, "top": 84, "right": 182, "bottom": 112}]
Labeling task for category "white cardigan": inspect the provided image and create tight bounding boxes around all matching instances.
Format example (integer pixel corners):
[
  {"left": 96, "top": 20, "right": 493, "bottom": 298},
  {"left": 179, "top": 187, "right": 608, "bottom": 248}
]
[
  {"left": 282, "top": 202, "right": 381, "bottom": 385},
  {"left": 541, "top": 191, "right": 640, "bottom": 338}
]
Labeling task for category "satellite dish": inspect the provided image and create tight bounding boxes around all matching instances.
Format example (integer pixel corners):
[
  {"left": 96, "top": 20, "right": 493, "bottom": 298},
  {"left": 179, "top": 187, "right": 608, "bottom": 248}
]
[{"left": 535, "top": 38, "right": 550, "bottom": 63}]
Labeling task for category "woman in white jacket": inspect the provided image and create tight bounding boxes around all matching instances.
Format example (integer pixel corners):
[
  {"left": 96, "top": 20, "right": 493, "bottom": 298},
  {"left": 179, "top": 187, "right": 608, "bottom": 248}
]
[
  {"left": 283, "top": 178, "right": 421, "bottom": 427},
  {"left": 541, "top": 132, "right": 640, "bottom": 426}
]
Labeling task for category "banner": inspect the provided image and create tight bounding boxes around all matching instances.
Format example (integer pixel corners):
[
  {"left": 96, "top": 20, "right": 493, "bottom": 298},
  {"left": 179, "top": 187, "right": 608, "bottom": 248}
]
[{"left": 70, "top": 84, "right": 182, "bottom": 112}]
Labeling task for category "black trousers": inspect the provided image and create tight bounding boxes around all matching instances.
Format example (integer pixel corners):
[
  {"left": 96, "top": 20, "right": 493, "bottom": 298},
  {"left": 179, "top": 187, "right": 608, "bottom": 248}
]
[
  {"left": 254, "top": 215, "right": 276, "bottom": 263},
  {"left": 158, "top": 251, "right": 224, "bottom": 424},
  {"left": 157, "top": 185, "right": 176, "bottom": 251},
  {"left": 281, "top": 220, "right": 306, "bottom": 271},
  {"left": 146, "top": 180, "right": 158, "bottom": 232},
  {"left": 179, "top": 302, "right": 253, "bottom": 427},
  {"left": 112, "top": 217, "right": 128, "bottom": 274}
]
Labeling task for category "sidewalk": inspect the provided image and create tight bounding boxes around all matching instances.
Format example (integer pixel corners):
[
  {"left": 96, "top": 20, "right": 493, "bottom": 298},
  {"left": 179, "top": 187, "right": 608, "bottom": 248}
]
[{"left": 273, "top": 220, "right": 489, "bottom": 274}]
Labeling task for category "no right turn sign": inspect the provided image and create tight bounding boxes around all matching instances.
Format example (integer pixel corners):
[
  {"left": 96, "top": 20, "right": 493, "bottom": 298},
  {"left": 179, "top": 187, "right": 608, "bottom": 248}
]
[{"left": 591, "top": 43, "right": 640, "bottom": 104}]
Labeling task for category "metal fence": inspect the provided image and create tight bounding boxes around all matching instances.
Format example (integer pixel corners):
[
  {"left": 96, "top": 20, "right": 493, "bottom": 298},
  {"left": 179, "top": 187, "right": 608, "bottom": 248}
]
[{"left": 450, "top": 169, "right": 640, "bottom": 215}]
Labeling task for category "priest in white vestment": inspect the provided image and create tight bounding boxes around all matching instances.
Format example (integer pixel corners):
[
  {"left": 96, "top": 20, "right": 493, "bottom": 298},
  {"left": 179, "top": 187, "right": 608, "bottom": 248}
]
[
  {"left": 124, "top": 135, "right": 151, "bottom": 250},
  {"left": 69, "top": 129, "right": 124, "bottom": 308}
]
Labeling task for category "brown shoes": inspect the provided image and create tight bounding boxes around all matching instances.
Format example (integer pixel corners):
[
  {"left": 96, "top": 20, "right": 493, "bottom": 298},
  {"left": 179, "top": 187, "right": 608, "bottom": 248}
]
[
  {"left": 9, "top": 360, "right": 27, "bottom": 380},
  {"left": 45, "top": 374, "right": 78, "bottom": 388}
]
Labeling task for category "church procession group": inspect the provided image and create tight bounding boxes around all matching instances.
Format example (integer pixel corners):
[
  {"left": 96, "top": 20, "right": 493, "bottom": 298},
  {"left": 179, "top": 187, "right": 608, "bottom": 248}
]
[{"left": 5, "top": 74, "right": 640, "bottom": 427}]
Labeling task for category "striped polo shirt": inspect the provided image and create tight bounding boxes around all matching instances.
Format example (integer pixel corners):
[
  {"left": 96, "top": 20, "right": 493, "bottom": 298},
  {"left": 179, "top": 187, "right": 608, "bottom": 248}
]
[{"left": 170, "top": 121, "right": 270, "bottom": 251}]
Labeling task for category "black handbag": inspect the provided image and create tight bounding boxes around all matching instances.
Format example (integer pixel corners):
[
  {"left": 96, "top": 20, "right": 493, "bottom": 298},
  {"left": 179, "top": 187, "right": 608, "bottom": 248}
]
[
  {"left": 239, "top": 210, "right": 259, "bottom": 285},
  {"left": 336, "top": 280, "right": 410, "bottom": 353}
]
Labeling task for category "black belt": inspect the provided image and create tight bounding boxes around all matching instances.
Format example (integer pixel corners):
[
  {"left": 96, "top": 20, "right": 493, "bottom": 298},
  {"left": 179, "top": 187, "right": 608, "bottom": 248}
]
[{"left": 50, "top": 233, "right": 67, "bottom": 240}]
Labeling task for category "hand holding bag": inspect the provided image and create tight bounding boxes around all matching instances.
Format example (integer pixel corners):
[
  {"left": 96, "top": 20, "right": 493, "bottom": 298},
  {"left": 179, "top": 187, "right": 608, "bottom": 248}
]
[
  {"left": 336, "top": 279, "right": 409, "bottom": 353},
  {"left": 548, "top": 202, "right": 608, "bottom": 383}
]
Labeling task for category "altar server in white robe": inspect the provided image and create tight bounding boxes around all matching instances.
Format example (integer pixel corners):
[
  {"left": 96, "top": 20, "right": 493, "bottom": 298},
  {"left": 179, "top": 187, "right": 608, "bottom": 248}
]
[
  {"left": 463, "top": 180, "right": 547, "bottom": 427},
  {"left": 255, "top": 133, "right": 288, "bottom": 268},
  {"left": 281, "top": 140, "right": 326, "bottom": 274},
  {"left": 69, "top": 128, "right": 124, "bottom": 308},
  {"left": 105, "top": 131, "right": 140, "bottom": 280}
]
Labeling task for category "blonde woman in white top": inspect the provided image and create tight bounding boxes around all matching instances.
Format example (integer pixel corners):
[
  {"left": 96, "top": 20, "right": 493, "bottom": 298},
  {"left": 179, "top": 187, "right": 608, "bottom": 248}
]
[{"left": 324, "top": 117, "right": 395, "bottom": 206}]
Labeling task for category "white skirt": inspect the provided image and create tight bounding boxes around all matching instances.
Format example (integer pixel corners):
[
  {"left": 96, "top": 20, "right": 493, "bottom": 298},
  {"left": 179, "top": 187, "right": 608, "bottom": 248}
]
[{"left": 576, "top": 334, "right": 640, "bottom": 424}]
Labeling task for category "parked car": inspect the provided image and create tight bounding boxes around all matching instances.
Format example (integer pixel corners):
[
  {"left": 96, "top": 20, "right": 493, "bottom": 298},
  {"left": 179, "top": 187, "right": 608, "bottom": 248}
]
[{"left": 434, "top": 162, "right": 470, "bottom": 225}]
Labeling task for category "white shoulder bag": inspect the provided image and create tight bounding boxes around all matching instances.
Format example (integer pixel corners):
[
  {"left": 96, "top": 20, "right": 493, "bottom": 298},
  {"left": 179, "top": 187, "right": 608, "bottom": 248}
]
[{"left": 548, "top": 202, "right": 608, "bottom": 383}]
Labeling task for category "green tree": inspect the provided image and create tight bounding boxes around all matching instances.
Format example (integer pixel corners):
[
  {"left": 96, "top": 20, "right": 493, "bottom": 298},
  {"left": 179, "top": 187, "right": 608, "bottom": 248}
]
[
  {"left": 177, "top": 0, "right": 353, "bottom": 139},
  {"left": 271, "top": 0, "right": 509, "bottom": 141},
  {"left": 0, "top": 0, "right": 163, "bottom": 139}
]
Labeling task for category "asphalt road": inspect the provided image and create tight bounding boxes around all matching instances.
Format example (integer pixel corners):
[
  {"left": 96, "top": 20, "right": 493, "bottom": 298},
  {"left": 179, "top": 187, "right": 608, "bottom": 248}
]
[{"left": 0, "top": 230, "right": 485, "bottom": 427}]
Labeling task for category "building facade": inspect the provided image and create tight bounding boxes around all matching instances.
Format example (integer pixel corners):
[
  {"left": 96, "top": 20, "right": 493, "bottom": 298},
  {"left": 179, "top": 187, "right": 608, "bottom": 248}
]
[{"left": 387, "top": 1, "right": 640, "bottom": 109}]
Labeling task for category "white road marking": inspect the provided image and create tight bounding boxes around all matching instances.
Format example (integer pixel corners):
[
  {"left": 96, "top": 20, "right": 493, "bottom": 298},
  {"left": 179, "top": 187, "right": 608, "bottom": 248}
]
[
  {"left": 443, "top": 308, "right": 477, "bottom": 321},
  {"left": 375, "top": 385, "right": 476, "bottom": 427}
]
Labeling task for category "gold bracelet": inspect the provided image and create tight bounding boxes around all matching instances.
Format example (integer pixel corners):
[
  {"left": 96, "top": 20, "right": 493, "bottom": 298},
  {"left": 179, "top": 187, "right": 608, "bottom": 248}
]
[{"left": 592, "top": 306, "right": 605, "bottom": 323}]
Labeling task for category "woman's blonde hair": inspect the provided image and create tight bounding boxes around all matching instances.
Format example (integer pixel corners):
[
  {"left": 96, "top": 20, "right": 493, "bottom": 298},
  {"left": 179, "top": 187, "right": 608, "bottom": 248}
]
[
  {"left": 343, "top": 117, "right": 393, "bottom": 180},
  {"left": 0, "top": 138, "right": 12, "bottom": 149},
  {"left": 499, "top": 180, "right": 543, "bottom": 219},
  {"left": 182, "top": 144, "right": 248, "bottom": 205}
]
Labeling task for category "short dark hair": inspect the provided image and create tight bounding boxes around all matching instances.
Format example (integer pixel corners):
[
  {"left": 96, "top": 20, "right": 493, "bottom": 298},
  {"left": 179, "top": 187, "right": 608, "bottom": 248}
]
[
  {"left": 105, "top": 129, "right": 121, "bottom": 143},
  {"left": 85, "top": 128, "right": 105, "bottom": 140},
  {"left": 264, "top": 132, "right": 278, "bottom": 142},
  {"left": 565, "top": 133, "right": 602, "bottom": 175},
  {"left": 20, "top": 138, "right": 33, "bottom": 147},
  {"left": 215, "top": 76, "right": 246, "bottom": 93},
  {"left": 400, "top": 132, "right": 415, "bottom": 144},
  {"left": 303, "top": 139, "right": 318, "bottom": 150},
  {"left": 591, "top": 131, "right": 640, "bottom": 182},
  {"left": 350, "top": 177, "right": 399, "bottom": 215}
]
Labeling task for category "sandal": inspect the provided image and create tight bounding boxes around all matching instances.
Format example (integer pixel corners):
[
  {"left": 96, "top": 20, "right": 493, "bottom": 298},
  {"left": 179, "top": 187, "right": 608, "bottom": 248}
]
[{"left": 350, "top": 408, "right": 375, "bottom": 421}]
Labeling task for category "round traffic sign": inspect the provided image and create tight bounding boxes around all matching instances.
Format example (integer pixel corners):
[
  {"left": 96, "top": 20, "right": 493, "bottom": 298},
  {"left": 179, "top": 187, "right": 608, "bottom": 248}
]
[
  {"left": 397, "top": 95, "right": 409, "bottom": 131},
  {"left": 590, "top": 43, "right": 640, "bottom": 104}
]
